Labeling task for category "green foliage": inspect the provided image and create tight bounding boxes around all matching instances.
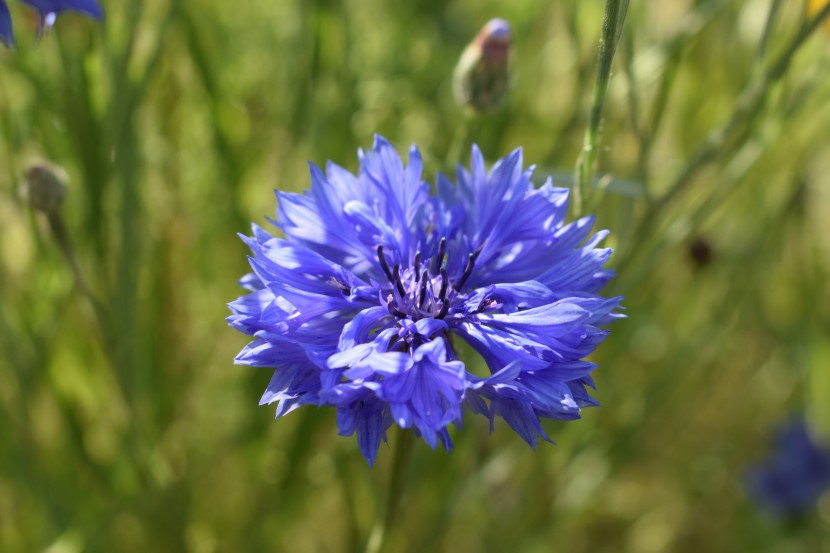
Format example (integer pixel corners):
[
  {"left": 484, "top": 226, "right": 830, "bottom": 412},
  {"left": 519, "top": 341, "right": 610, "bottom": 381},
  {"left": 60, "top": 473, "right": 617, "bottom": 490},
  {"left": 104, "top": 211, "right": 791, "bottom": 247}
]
[{"left": 1, "top": 0, "right": 829, "bottom": 551}]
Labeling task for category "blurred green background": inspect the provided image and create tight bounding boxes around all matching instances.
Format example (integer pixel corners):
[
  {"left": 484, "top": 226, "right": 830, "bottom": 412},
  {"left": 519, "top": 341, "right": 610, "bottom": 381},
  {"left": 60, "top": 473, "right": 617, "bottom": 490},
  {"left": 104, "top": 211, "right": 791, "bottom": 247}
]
[{"left": 1, "top": 0, "right": 830, "bottom": 551}]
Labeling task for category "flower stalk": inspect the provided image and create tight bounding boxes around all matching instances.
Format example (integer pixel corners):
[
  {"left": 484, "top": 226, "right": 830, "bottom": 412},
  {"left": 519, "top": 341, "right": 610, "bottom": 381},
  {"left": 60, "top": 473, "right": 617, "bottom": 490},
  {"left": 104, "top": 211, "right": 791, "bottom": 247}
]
[
  {"left": 364, "top": 429, "right": 415, "bottom": 553},
  {"left": 573, "top": 0, "right": 630, "bottom": 217},
  {"left": 23, "top": 163, "right": 115, "bottom": 370}
]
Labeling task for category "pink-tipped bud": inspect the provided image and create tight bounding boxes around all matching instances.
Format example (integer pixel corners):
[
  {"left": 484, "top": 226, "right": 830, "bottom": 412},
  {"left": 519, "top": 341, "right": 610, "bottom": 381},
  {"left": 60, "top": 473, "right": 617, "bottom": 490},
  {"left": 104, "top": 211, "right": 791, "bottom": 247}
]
[
  {"left": 478, "top": 18, "right": 511, "bottom": 46},
  {"left": 453, "top": 18, "right": 512, "bottom": 113}
]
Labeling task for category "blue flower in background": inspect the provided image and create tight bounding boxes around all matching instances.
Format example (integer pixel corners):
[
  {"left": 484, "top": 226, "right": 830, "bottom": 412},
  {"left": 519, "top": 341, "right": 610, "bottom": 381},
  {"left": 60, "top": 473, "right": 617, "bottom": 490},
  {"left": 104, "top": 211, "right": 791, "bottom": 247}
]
[
  {"left": 746, "top": 418, "right": 830, "bottom": 516},
  {"left": 0, "top": 0, "right": 102, "bottom": 47},
  {"left": 228, "top": 136, "right": 622, "bottom": 465},
  {"left": 0, "top": 2, "right": 12, "bottom": 47}
]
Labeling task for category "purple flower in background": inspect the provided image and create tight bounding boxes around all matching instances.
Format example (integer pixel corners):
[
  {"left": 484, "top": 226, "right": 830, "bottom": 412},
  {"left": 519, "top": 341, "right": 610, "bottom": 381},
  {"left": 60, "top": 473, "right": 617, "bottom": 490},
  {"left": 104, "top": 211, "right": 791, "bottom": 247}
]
[
  {"left": 228, "top": 136, "right": 622, "bottom": 465},
  {"left": 0, "top": 0, "right": 102, "bottom": 47},
  {"left": 746, "top": 418, "right": 830, "bottom": 516}
]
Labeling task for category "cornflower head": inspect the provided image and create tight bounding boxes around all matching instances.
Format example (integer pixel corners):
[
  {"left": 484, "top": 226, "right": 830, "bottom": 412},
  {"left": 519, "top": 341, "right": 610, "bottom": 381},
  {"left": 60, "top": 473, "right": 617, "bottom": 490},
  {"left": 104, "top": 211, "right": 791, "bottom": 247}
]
[
  {"left": 228, "top": 136, "right": 623, "bottom": 465},
  {"left": 0, "top": 0, "right": 102, "bottom": 47},
  {"left": 746, "top": 418, "right": 830, "bottom": 517}
]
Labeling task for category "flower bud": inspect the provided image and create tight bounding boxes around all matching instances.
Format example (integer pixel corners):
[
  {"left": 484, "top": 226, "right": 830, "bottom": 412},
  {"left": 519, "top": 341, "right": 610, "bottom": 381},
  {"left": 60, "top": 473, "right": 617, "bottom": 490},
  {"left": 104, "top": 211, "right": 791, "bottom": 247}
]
[
  {"left": 453, "top": 18, "right": 511, "bottom": 113},
  {"left": 22, "top": 161, "right": 68, "bottom": 213}
]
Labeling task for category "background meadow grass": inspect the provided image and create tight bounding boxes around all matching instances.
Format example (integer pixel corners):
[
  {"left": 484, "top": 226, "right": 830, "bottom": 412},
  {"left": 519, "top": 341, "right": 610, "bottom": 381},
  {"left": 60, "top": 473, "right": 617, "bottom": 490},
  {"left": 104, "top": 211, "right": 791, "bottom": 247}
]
[{"left": 1, "top": 0, "right": 830, "bottom": 551}]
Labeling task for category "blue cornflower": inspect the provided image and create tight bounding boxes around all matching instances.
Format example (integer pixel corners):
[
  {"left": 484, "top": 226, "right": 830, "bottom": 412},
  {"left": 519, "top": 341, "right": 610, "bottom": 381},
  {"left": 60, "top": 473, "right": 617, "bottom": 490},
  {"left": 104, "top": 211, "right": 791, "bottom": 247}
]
[
  {"left": 0, "top": 0, "right": 102, "bottom": 47},
  {"left": 0, "top": 3, "right": 12, "bottom": 46},
  {"left": 746, "top": 418, "right": 830, "bottom": 516},
  {"left": 228, "top": 136, "right": 623, "bottom": 465}
]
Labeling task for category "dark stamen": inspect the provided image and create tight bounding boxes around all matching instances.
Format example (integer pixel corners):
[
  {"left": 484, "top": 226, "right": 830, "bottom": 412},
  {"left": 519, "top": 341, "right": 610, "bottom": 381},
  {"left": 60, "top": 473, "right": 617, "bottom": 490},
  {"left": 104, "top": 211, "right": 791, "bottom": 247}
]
[
  {"left": 433, "top": 238, "right": 446, "bottom": 275},
  {"left": 413, "top": 252, "right": 421, "bottom": 282},
  {"left": 454, "top": 250, "right": 480, "bottom": 291},
  {"left": 377, "top": 245, "right": 395, "bottom": 283},
  {"left": 392, "top": 263, "right": 406, "bottom": 296},
  {"left": 389, "top": 306, "right": 408, "bottom": 319},
  {"left": 418, "top": 270, "right": 429, "bottom": 308},
  {"left": 438, "top": 268, "right": 449, "bottom": 302},
  {"left": 436, "top": 300, "right": 450, "bottom": 319}
]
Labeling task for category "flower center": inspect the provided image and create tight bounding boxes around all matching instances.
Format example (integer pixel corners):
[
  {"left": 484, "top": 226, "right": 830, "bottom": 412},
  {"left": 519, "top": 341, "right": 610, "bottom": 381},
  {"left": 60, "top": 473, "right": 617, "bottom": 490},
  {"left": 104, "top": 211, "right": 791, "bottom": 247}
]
[{"left": 376, "top": 239, "right": 480, "bottom": 321}]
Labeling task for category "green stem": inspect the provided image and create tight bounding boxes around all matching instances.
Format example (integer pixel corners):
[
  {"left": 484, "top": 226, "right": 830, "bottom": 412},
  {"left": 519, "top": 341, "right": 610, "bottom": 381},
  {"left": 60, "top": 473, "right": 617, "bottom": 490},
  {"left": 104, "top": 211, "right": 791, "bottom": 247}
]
[
  {"left": 573, "top": 0, "right": 629, "bottom": 217},
  {"left": 364, "top": 430, "right": 415, "bottom": 553},
  {"left": 756, "top": 0, "right": 783, "bottom": 64},
  {"left": 446, "top": 114, "right": 480, "bottom": 170},
  {"left": 46, "top": 211, "right": 113, "bottom": 349}
]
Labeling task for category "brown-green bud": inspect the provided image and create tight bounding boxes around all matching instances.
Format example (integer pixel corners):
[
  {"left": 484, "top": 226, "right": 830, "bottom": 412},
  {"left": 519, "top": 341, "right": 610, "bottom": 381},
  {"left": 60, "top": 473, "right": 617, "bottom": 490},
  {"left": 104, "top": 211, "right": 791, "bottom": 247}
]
[
  {"left": 22, "top": 161, "right": 68, "bottom": 213},
  {"left": 453, "top": 18, "right": 511, "bottom": 113}
]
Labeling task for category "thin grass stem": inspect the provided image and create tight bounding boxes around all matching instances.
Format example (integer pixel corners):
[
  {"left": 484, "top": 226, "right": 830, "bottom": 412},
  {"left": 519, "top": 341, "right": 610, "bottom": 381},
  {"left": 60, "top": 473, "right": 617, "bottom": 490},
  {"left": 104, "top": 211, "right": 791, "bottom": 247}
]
[
  {"left": 364, "top": 429, "right": 414, "bottom": 553},
  {"left": 573, "top": 0, "right": 629, "bottom": 217}
]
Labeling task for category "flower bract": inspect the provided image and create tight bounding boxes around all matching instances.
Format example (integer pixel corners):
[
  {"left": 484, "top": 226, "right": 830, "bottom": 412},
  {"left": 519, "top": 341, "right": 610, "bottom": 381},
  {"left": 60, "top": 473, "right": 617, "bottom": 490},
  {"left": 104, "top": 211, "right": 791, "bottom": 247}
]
[{"left": 228, "top": 136, "right": 622, "bottom": 465}]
